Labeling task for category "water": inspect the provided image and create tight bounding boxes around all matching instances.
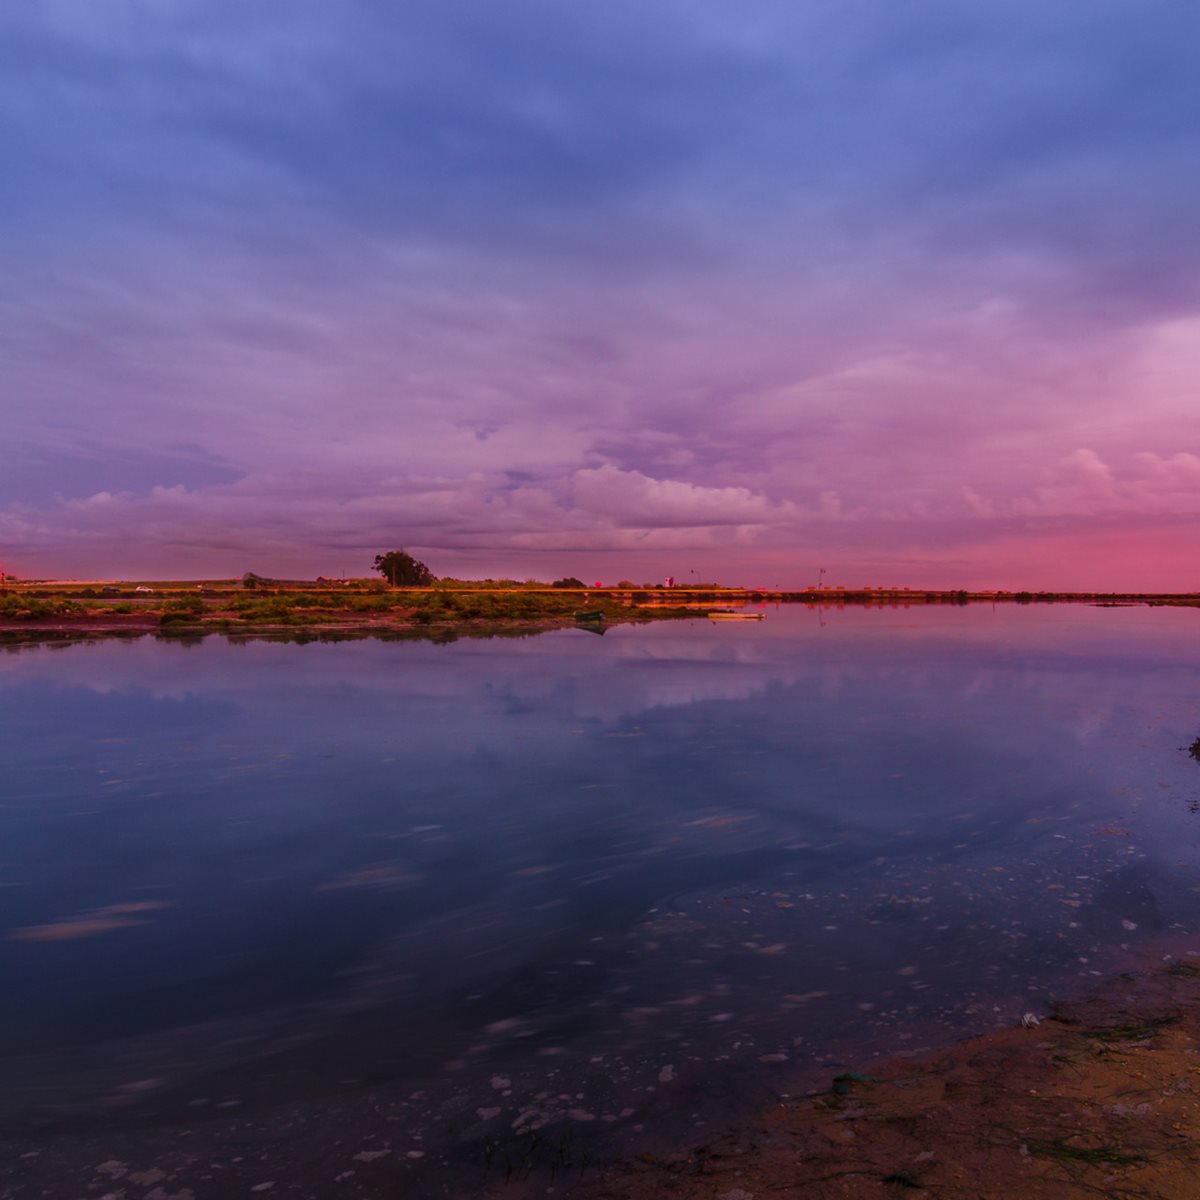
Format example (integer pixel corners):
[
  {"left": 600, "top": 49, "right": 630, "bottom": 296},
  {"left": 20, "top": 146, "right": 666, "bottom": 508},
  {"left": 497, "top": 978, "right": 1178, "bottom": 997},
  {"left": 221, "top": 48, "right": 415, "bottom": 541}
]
[{"left": 3, "top": 603, "right": 1200, "bottom": 1190}]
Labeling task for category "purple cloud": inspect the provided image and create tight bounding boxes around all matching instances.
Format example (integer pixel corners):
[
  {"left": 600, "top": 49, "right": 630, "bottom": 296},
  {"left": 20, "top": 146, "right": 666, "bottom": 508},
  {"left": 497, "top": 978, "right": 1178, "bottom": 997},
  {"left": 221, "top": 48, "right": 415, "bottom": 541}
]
[{"left": 4, "top": 2, "right": 1200, "bottom": 587}]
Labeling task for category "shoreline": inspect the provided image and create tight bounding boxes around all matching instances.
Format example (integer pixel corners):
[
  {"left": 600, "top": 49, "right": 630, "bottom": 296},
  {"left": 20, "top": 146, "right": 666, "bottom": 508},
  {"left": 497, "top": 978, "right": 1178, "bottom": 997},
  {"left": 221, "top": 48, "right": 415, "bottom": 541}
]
[
  {"left": 3, "top": 585, "right": 1200, "bottom": 648},
  {"left": 0, "top": 609, "right": 695, "bottom": 647},
  {"left": 4, "top": 944, "right": 1200, "bottom": 1198},
  {"left": 573, "top": 948, "right": 1200, "bottom": 1200}
]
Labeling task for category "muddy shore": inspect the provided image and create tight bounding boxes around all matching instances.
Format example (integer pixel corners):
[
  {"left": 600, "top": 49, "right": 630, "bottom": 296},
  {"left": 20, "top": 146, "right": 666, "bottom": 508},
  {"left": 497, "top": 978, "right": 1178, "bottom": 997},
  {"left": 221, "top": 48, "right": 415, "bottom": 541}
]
[{"left": 572, "top": 955, "right": 1200, "bottom": 1200}]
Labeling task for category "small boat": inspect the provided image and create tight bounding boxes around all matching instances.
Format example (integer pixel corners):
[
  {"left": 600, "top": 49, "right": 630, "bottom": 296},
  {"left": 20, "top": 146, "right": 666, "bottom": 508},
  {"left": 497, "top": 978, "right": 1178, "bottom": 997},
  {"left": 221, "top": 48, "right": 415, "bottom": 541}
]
[
  {"left": 707, "top": 611, "right": 765, "bottom": 621},
  {"left": 574, "top": 609, "right": 605, "bottom": 623}
]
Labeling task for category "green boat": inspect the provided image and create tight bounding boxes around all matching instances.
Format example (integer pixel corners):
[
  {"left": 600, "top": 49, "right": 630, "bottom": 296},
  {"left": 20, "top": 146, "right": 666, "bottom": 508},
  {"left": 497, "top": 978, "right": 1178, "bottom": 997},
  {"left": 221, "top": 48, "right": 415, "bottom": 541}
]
[{"left": 574, "top": 609, "right": 605, "bottom": 622}]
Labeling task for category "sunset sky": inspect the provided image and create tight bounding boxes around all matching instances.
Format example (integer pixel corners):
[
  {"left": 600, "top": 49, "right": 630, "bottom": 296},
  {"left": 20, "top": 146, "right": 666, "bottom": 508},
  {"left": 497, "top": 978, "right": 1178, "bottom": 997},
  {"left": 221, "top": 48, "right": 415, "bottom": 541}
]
[{"left": 4, "top": 1, "right": 1199, "bottom": 588}]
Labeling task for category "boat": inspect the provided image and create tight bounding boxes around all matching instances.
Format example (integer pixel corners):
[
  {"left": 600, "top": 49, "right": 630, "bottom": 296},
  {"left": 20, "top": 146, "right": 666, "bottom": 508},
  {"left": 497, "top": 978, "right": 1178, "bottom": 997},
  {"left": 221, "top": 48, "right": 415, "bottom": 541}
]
[
  {"left": 707, "top": 611, "right": 765, "bottom": 621},
  {"left": 574, "top": 609, "right": 605, "bottom": 622}
]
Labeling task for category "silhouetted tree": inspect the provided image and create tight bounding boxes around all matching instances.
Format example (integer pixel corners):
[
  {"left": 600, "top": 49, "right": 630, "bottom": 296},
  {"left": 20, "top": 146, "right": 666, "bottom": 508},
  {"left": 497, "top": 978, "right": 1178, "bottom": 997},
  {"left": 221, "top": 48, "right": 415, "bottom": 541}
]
[{"left": 373, "top": 550, "right": 433, "bottom": 587}]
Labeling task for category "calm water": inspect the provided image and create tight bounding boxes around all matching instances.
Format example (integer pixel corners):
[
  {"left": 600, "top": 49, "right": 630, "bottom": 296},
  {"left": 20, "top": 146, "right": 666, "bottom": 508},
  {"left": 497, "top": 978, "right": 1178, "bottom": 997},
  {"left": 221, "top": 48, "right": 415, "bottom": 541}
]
[{"left": 4, "top": 603, "right": 1200, "bottom": 1181}]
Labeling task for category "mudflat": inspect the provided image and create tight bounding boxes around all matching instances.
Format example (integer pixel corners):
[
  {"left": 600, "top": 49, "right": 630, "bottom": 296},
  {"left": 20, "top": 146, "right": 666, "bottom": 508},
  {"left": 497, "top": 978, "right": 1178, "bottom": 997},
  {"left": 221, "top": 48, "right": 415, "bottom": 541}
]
[{"left": 576, "top": 956, "right": 1200, "bottom": 1200}]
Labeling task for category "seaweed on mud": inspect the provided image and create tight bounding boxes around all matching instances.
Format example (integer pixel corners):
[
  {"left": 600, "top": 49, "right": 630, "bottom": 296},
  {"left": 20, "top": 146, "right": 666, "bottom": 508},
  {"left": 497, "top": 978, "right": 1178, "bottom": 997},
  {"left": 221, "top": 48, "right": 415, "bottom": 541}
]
[
  {"left": 831, "top": 1071, "right": 876, "bottom": 1095},
  {"left": 478, "top": 1122, "right": 596, "bottom": 1187},
  {"left": 1027, "top": 1137, "right": 1148, "bottom": 1167},
  {"left": 1165, "top": 960, "right": 1200, "bottom": 978},
  {"left": 881, "top": 1169, "right": 924, "bottom": 1188},
  {"left": 1085, "top": 1015, "right": 1179, "bottom": 1043}
]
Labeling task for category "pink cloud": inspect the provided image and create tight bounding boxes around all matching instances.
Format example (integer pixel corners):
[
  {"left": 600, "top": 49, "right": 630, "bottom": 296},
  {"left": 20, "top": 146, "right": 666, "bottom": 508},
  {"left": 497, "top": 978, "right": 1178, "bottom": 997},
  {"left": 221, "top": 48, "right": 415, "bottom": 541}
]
[
  {"left": 1009, "top": 449, "right": 1200, "bottom": 518},
  {"left": 570, "top": 464, "right": 798, "bottom": 529}
]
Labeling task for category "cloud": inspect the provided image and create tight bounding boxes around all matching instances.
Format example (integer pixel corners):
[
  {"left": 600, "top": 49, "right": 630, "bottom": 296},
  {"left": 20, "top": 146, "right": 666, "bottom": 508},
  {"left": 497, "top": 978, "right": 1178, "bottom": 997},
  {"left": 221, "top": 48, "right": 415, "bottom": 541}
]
[
  {"left": 4, "top": 3, "right": 1200, "bottom": 587},
  {"left": 571, "top": 464, "right": 798, "bottom": 529},
  {"left": 1010, "top": 449, "right": 1200, "bottom": 518},
  {"left": 0, "top": 460, "right": 808, "bottom": 576}
]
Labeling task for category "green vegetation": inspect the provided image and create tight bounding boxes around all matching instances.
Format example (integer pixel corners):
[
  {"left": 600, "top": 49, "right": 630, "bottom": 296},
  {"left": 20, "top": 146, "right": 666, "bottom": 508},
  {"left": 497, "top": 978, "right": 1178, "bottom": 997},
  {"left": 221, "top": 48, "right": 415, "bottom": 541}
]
[
  {"left": 160, "top": 596, "right": 205, "bottom": 619},
  {"left": 0, "top": 594, "right": 82, "bottom": 620},
  {"left": 227, "top": 596, "right": 306, "bottom": 624},
  {"left": 13, "top": 579, "right": 1200, "bottom": 651},
  {"left": 407, "top": 591, "right": 582, "bottom": 621}
]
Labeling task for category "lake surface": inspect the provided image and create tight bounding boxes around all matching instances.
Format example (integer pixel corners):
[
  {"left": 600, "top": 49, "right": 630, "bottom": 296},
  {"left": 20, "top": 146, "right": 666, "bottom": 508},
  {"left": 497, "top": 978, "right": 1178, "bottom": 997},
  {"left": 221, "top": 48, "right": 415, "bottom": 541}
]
[{"left": 4, "top": 603, "right": 1200, "bottom": 1191}]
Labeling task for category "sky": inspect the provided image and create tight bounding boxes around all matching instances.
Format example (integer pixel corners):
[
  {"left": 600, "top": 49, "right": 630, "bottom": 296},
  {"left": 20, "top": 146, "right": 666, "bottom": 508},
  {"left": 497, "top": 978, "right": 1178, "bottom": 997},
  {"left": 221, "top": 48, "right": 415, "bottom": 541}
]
[{"left": 3, "top": 0, "right": 1200, "bottom": 589}]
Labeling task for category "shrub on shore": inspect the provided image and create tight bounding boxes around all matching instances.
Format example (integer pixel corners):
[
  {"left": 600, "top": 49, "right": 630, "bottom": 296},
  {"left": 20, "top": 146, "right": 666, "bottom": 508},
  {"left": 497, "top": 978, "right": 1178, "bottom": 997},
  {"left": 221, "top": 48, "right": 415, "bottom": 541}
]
[
  {"left": 0, "top": 595, "right": 82, "bottom": 620},
  {"left": 159, "top": 596, "right": 206, "bottom": 625}
]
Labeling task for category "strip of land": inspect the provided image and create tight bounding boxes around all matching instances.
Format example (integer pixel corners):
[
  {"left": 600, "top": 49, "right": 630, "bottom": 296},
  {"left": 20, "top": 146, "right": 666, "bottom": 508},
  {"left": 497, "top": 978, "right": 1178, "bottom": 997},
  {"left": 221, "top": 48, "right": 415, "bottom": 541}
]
[
  {"left": 0, "top": 580, "right": 703, "bottom": 642},
  {"left": 3, "top": 579, "right": 1200, "bottom": 644}
]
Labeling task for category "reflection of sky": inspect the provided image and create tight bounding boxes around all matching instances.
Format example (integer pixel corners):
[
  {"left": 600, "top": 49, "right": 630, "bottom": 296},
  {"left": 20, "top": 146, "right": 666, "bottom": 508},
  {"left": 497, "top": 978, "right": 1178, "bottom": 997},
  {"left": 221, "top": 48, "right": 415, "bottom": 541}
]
[
  {"left": 5, "top": 601, "right": 1200, "bottom": 729},
  {"left": 3, "top": 605, "right": 1200, "bottom": 1100}
]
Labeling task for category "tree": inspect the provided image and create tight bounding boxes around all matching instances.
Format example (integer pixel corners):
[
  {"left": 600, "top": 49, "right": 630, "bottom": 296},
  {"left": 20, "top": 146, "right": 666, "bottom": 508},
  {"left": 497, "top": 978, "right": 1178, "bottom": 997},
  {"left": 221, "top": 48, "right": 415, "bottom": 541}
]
[
  {"left": 373, "top": 550, "right": 433, "bottom": 587},
  {"left": 552, "top": 577, "right": 585, "bottom": 588}
]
